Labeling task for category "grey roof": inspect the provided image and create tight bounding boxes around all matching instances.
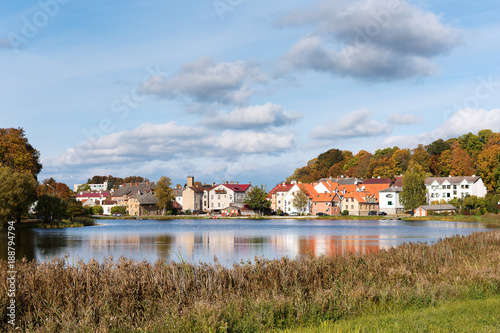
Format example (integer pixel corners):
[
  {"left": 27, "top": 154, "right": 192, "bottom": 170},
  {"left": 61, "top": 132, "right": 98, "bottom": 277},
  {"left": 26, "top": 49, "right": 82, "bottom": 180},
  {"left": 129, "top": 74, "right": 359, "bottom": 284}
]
[
  {"left": 425, "top": 176, "right": 480, "bottom": 185},
  {"left": 379, "top": 186, "right": 403, "bottom": 193},
  {"left": 418, "top": 204, "right": 457, "bottom": 211},
  {"left": 112, "top": 182, "right": 156, "bottom": 198},
  {"left": 135, "top": 192, "right": 158, "bottom": 205}
]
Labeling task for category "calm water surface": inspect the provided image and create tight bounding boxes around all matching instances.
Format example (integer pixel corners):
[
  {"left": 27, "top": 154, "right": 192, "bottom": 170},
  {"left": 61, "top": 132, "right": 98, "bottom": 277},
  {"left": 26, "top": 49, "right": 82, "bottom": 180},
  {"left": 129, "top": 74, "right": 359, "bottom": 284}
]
[{"left": 0, "top": 219, "right": 494, "bottom": 267}]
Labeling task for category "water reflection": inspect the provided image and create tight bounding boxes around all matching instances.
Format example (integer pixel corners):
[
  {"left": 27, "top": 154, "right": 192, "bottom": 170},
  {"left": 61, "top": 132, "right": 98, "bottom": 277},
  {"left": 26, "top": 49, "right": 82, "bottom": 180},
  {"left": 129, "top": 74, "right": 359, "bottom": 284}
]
[{"left": 0, "top": 219, "right": 494, "bottom": 267}]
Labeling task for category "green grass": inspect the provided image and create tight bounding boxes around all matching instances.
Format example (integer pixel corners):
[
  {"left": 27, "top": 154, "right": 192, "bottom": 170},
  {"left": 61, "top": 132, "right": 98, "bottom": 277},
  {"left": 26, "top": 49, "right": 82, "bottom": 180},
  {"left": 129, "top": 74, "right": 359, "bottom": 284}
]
[{"left": 285, "top": 297, "right": 500, "bottom": 333}]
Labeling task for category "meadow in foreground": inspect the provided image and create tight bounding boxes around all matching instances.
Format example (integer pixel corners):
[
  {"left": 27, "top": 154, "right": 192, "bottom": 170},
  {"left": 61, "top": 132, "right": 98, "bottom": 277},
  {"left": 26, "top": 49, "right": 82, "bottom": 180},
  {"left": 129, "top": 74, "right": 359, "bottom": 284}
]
[{"left": 1, "top": 231, "right": 499, "bottom": 332}]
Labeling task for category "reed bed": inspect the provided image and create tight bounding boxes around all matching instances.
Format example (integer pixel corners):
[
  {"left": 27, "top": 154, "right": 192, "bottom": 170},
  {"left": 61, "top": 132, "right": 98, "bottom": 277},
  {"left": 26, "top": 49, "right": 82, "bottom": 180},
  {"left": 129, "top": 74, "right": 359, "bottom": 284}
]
[{"left": 1, "top": 231, "right": 499, "bottom": 332}]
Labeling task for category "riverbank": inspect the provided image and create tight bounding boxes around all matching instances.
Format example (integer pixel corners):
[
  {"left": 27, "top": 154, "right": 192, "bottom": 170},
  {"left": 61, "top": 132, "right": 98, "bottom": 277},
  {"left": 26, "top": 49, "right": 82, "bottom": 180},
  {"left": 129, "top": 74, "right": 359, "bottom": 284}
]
[
  {"left": 1, "top": 217, "right": 97, "bottom": 229},
  {"left": 1, "top": 230, "right": 498, "bottom": 332}
]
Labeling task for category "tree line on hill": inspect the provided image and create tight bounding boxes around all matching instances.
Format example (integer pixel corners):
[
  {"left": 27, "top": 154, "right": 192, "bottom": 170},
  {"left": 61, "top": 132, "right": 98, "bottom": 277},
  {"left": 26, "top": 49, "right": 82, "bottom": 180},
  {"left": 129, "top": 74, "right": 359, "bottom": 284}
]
[{"left": 287, "top": 129, "right": 500, "bottom": 193}]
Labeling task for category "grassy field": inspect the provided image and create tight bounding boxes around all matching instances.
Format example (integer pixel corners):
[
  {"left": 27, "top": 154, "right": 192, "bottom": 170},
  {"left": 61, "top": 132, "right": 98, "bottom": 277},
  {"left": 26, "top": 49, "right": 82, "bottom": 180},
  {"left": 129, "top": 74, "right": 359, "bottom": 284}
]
[
  {"left": 1, "top": 230, "right": 499, "bottom": 332},
  {"left": 284, "top": 297, "right": 500, "bottom": 332}
]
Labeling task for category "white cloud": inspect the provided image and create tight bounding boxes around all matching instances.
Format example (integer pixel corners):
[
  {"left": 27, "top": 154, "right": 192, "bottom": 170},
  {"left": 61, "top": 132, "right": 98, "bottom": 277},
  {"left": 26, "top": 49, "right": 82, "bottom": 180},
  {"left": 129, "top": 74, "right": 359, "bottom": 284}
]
[
  {"left": 49, "top": 121, "right": 295, "bottom": 169},
  {"left": 202, "top": 102, "right": 302, "bottom": 129},
  {"left": 311, "top": 108, "right": 392, "bottom": 139},
  {"left": 387, "top": 113, "right": 424, "bottom": 125},
  {"left": 382, "top": 108, "right": 500, "bottom": 147},
  {"left": 278, "top": 0, "right": 461, "bottom": 80},
  {"left": 142, "top": 57, "right": 268, "bottom": 107}
]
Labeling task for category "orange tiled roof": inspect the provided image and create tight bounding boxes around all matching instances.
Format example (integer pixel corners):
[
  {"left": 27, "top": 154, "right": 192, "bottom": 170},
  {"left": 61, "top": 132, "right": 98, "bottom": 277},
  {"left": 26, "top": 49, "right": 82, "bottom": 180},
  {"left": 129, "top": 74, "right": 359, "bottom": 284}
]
[
  {"left": 312, "top": 192, "right": 340, "bottom": 202},
  {"left": 298, "top": 183, "right": 318, "bottom": 198}
]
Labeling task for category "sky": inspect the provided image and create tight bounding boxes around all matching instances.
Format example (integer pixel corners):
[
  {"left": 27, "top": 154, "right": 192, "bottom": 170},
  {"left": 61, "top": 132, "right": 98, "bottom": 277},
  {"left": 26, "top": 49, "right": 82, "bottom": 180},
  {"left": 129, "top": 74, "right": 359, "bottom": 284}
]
[{"left": 2, "top": 0, "right": 500, "bottom": 189}]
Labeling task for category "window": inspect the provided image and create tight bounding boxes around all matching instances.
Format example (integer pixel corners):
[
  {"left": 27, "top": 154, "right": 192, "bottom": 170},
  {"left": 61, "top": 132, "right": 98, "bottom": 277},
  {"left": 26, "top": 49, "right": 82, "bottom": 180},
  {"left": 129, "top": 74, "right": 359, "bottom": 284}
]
[
  {"left": 211, "top": 195, "right": 213, "bottom": 199},
  {"left": 447, "top": 193, "right": 451, "bottom": 198},
  {"left": 351, "top": 205, "right": 354, "bottom": 209},
  {"left": 278, "top": 200, "right": 281, "bottom": 204},
  {"left": 218, "top": 195, "right": 220, "bottom": 200},
  {"left": 218, "top": 203, "right": 221, "bottom": 207},
  {"left": 447, "top": 185, "right": 451, "bottom": 189},
  {"left": 230, "top": 195, "right": 233, "bottom": 200},
  {"left": 453, "top": 185, "right": 457, "bottom": 189},
  {"left": 388, "top": 201, "right": 393, "bottom": 206}
]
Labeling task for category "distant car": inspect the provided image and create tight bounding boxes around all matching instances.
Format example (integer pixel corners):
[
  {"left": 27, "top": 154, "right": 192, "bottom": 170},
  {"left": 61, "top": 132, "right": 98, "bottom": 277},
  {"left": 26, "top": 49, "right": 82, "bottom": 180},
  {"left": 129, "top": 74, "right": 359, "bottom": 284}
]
[
  {"left": 289, "top": 212, "right": 299, "bottom": 216},
  {"left": 368, "top": 211, "right": 377, "bottom": 216},
  {"left": 316, "top": 212, "right": 326, "bottom": 216},
  {"left": 279, "top": 212, "right": 289, "bottom": 216},
  {"left": 378, "top": 211, "right": 387, "bottom": 216}
]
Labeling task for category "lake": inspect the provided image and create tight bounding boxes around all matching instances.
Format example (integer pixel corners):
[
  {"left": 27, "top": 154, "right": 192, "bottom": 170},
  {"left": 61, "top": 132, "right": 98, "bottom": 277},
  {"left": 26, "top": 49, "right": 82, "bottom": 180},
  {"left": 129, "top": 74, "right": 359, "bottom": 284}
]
[{"left": 0, "top": 219, "right": 494, "bottom": 267}]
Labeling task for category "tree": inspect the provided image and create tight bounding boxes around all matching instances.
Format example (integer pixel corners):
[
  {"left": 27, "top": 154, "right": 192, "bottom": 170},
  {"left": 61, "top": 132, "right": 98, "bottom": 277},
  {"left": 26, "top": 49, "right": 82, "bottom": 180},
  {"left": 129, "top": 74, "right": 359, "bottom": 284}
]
[
  {"left": 450, "top": 146, "right": 476, "bottom": 176},
  {"left": 66, "top": 199, "right": 86, "bottom": 221},
  {"left": 0, "top": 128, "right": 42, "bottom": 178},
  {"left": 292, "top": 189, "right": 309, "bottom": 215},
  {"left": 243, "top": 185, "right": 271, "bottom": 216},
  {"left": 76, "top": 184, "right": 91, "bottom": 193},
  {"left": 400, "top": 161, "right": 427, "bottom": 212},
  {"left": 155, "top": 176, "right": 174, "bottom": 215},
  {"left": 410, "top": 145, "right": 430, "bottom": 172},
  {"left": 91, "top": 205, "right": 104, "bottom": 215},
  {"left": 111, "top": 205, "right": 127, "bottom": 215},
  {"left": 35, "top": 194, "right": 67, "bottom": 222},
  {"left": 0, "top": 167, "right": 38, "bottom": 223},
  {"left": 39, "top": 178, "right": 71, "bottom": 200},
  {"left": 426, "top": 139, "right": 450, "bottom": 156}
]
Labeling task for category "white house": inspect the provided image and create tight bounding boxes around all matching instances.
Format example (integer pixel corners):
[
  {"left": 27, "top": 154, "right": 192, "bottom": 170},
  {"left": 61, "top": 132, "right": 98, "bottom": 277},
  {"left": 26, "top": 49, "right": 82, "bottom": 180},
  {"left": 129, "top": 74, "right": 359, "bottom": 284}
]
[
  {"left": 425, "top": 176, "right": 487, "bottom": 204},
  {"left": 207, "top": 182, "right": 252, "bottom": 212},
  {"left": 282, "top": 183, "right": 317, "bottom": 215},
  {"left": 378, "top": 186, "right": 404, "bottom": 214}
]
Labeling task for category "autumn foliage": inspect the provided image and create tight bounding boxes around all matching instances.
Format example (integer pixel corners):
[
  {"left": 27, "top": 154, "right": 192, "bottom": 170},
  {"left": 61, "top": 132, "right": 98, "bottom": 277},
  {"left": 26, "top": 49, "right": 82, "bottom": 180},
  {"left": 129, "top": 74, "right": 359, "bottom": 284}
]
[{"left": 288, "top": 129, "right": 500, "bottom": 192}]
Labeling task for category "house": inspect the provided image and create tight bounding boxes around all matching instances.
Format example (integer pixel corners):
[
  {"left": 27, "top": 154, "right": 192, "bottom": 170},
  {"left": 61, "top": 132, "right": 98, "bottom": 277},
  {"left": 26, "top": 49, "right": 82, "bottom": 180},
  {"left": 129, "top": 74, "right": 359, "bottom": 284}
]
[
  {"left": 378, "top": 187, "right": 404, "bottom": 215},
  {"left": 414, "top": 204, "right": 457, "bottom": 217},
  {"left": 112, "top": 182, "right": 156, "bottom": 205},
  {"left": 127, "top": 192, "right": 161, "bottom": 216},
  {"left": 182, "top": 186, "right": 207, "bottom": 213},
  {"left": 343, "top": 191, "right": 379, "bottom": 216},
  {"left": 75, "top": 191, "right": 111, "bottom": 206},
  {"left": 283, "top": 183, "right": 318, "bottom": 215},
  {"left": 73, "top": 181, "right": 109, "bottom": 192},
  {"left": 268, "top": 182, "right": 295, "bottom": 212},
  {"left": 102, "top": 200, "right": 120, "bottom": 215},
  {"left": 425, "top": 176, "right": 487, "bottom": 204},
  {"left": 207, "top": 182, "right": 252, "bottom": 212},
  {"left": 173, "top": 186, "right": 183, "bottom": 207},
  {"left": 311, "top": 193, "right": 341, "bottom": 215}
]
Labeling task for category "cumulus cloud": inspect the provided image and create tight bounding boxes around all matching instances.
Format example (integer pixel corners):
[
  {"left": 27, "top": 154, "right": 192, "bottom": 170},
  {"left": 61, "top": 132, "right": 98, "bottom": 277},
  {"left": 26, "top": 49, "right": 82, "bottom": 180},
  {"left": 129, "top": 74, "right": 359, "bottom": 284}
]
[
  {"left": 202, "top": 102, "right": 303, "bottom": 129},
  {"left": 382, "top": 108, "right": 500, "bottom": 147},
  {"left": 142, "top": 57, "right": 268, "bottom": 107},
  {"left": 310, "top": 108, "right": 392, "bottom": 139},
  {"left": 52, "top": 121, "right": 295, "bottom": 169},
  {"left": 278, "top": 0, "right": 461, "bottom": 80},
  {"left": 387, "top": 113, "right": 424, "bottom": 125}
]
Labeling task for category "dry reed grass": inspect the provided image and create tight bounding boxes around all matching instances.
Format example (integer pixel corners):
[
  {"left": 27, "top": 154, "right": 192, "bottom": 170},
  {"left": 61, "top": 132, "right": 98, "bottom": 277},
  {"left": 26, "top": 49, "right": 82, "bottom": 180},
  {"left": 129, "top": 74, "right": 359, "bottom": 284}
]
[{"left": 1, "top": 231, "right": 499, "bottom": 332}]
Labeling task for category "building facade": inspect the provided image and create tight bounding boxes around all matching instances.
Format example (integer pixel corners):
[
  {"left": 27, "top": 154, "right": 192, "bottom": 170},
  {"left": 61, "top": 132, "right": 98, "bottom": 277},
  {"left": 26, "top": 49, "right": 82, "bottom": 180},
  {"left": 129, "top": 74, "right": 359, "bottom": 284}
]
[{"left": 425, "top": 176, "right": 487, "bottom": 204}]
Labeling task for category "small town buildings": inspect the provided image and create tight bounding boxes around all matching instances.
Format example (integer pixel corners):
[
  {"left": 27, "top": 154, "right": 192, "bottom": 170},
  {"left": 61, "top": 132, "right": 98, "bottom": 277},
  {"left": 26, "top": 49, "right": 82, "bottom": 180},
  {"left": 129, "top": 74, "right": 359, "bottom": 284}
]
[
  {"left": 283, "top": 183, "right": 318, "bottom": 215},
  {"left": 343, "top": 191, "right": 379, "bottom": 216},
  {"left": 182, "top": 186, "right": 207, "bottom": 213},
  {"left": 173, "top": 186, "right": 183, "bottom": 207},
  {"left": 102, "top": 200, "right": 119, "bottom": 215},
  {"left": 112, "top": 182, "right": 156, "bottom": 205},
  {"left": 207, "top": 182, "right": 252, "bottom": 212},
  {"left": 414, "top": 204, "right": 457, "bottom": 217},
  {"left": 268, "top": 182, "right": 295, "bottom": 212},
  {"left": 425, "top": 176, "right": 487, "bottom": 204},
  {"left": 127, "top": 192, "right": 161, "bottom": 216},
  {"left": 378, "top": 187, "right": 404, "bottom": 215},
  {"left": 75, "top": 191, "right": 111, "bottom": 206},
  {"left": 73, "top": 181, "right": 109, "bottom": 192},
  {"left": 311, "top": 193, "right": 341, "bottom": 215}
]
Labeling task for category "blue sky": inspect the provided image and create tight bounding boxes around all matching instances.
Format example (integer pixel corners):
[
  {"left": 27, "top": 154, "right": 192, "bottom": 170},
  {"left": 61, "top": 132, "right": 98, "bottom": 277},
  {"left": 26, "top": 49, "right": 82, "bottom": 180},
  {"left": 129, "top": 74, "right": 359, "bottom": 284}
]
[{"left": 2, "top": 0, "right": 500, "bottom": 188}]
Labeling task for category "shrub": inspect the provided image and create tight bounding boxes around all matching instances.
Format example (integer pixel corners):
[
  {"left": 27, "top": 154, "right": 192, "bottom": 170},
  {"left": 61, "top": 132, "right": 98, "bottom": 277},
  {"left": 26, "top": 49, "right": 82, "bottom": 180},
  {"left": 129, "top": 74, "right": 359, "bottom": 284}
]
[{"left": 342, "top": 210, "right": 349, "bottom": 216}]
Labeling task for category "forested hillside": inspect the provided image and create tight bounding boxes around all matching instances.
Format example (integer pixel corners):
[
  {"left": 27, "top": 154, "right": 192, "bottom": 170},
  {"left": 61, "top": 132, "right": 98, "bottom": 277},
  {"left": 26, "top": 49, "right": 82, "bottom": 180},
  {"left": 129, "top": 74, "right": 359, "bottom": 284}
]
[{"left": 287, "top": 129, "right": 500, "bottom": 192}]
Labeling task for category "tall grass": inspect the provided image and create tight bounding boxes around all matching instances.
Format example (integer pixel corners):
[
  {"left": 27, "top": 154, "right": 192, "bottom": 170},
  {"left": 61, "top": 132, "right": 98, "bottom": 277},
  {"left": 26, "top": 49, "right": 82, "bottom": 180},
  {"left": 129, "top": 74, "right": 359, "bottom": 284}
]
[{"left": 1, "top": 231, "right": 499, "bottom": 332}]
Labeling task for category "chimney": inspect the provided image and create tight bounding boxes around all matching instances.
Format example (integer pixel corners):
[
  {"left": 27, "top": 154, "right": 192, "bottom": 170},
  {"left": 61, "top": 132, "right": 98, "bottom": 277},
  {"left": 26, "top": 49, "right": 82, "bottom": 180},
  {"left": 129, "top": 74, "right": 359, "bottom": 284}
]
[
  {"left": 146, "top": 181, "right": 149, "bottom": 186},
  {"left": 230, "top": 181, "right": 234, "bottom": 185},
  {"left": 135, "top": 182, "right": 138, "bottom": 187},
  {"left": 130, "top": 182, "right": 133, "bottom": 187},
  {"left": 212, "top": 182, "right": 215, "bottom": 186},
  {"left": 187, "top": 176, "right": 194, "bottom": 187}
]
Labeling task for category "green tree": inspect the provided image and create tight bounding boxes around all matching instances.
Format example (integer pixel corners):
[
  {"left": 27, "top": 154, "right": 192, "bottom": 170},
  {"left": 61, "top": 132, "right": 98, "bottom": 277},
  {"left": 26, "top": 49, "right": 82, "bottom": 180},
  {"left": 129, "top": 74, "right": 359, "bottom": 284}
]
[
  {"left": 35, "top": 194, "right": 67, "bottom": 222},
  {"left": 243, "top": 185, "right": 271, "bottom": 216},
  {"left": 76, "top": 184, "right": 91, "bottom": 193},
  {"left": 111, "top": 205, "right": 127, "bottom": 215},
  {"left": 91, "top": 205, "right": 104, "bottom": 215},
  {"left": 0, "top": 167, "right": 38, "bottom": 223},
  {"left": 66, "top": 199, "right": 86, "bottom": 221},
  {"left": 155, "top": 176, "right": 174, "bottom": 215},
  {"left": 292, "top": 189, "right": 309, "bottom": 215},
  {"left": 400, "top": 161, "right": 427, "bottom": 211}
]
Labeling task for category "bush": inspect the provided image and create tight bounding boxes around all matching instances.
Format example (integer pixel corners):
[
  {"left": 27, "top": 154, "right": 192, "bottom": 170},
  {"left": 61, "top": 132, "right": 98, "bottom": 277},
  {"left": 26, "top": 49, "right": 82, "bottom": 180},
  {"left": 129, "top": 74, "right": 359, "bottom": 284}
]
[
  {"left": 342, "top": 210, "right": 349, "bottom": 216},
  {"left": 73, "top": 216, "right": 96, "bottom": 226},
  {"left": 111, "top": 206, "right": 127, "bottom": 215}
]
